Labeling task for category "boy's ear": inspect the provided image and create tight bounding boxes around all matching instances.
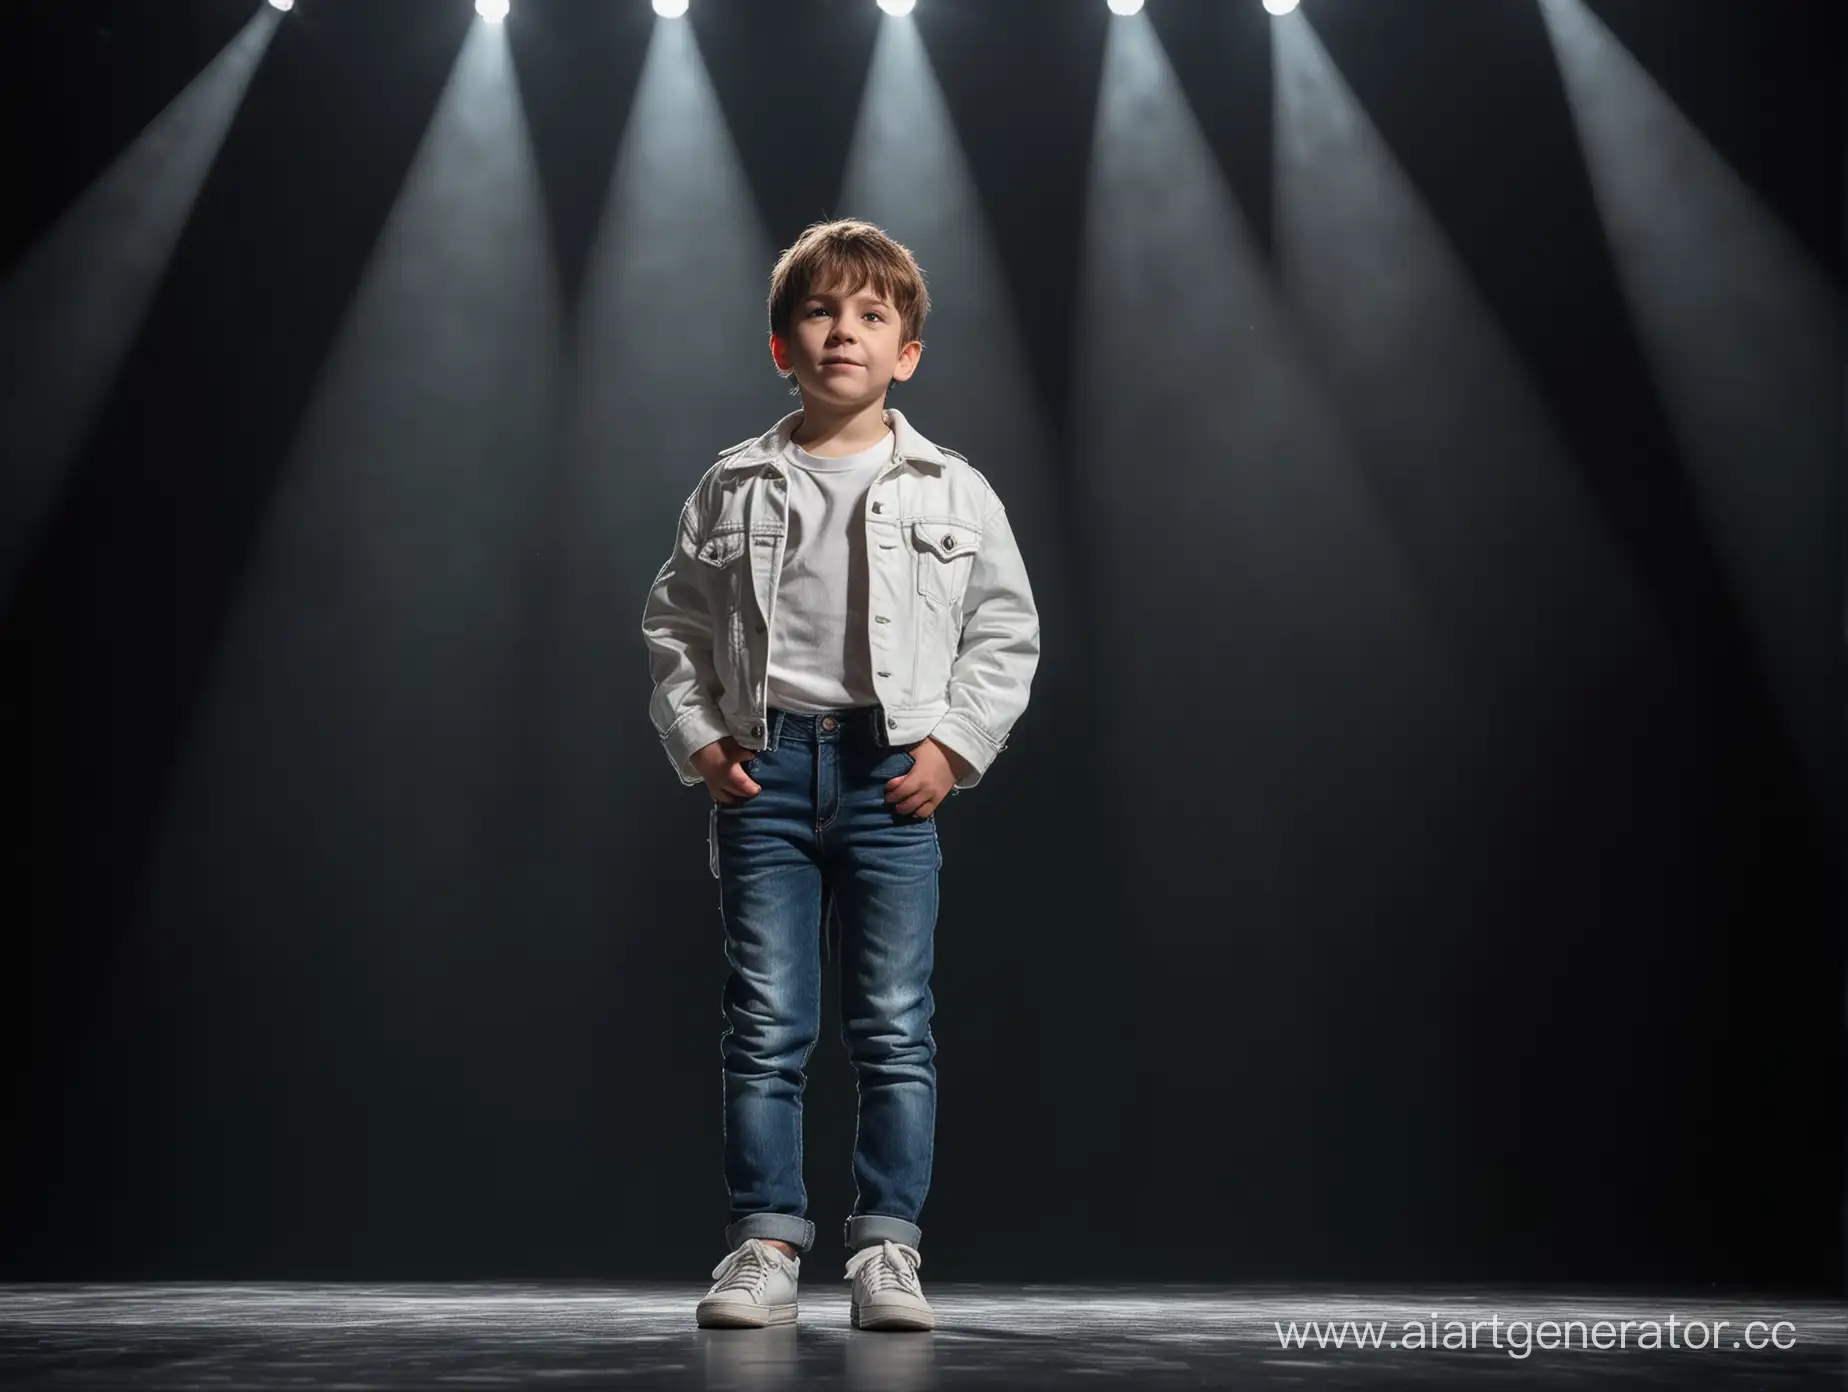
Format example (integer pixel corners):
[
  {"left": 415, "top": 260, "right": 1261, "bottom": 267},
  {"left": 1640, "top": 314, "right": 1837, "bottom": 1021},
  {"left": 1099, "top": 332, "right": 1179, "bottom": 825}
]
[{"left": 769, "top": 333, "right": 789, "bottom": 372}]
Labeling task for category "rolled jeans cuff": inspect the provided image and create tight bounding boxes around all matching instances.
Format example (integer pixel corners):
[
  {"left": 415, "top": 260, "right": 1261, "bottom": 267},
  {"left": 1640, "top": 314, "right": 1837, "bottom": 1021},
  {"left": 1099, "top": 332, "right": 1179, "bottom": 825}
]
[
  {"left": 845, "top": 1213, "right": 922, "bottom": 1252},
  {"left": 726, "top": 1213, "right": 816, "bottom": 1253}
]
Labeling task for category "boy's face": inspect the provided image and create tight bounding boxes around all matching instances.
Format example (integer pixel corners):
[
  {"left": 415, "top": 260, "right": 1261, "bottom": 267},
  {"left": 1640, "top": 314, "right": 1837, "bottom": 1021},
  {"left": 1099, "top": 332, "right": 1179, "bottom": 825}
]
[{"left": 770, "top": 277, "right": 922, "bottom": 408}]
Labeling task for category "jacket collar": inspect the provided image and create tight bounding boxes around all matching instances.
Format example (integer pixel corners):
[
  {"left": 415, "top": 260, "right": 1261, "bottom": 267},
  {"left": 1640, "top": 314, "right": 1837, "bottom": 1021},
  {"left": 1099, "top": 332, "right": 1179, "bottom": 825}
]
[{"left": 719, "top": 407, "right": 948, "bottom": 474}]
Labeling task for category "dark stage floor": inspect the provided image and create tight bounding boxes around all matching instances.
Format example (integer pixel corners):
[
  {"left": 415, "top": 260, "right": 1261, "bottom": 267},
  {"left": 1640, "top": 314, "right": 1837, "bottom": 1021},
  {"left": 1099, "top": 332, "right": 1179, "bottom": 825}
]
[{"left": 0, "top": 1283, "right": 1841, "bottom": 1388}]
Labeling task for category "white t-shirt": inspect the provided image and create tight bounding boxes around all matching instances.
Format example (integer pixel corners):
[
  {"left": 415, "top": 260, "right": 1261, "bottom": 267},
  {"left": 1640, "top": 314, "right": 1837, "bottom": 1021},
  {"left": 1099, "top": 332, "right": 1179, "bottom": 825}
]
[{"left": 764, "top": 424, "right": 897, "bottom": 715}]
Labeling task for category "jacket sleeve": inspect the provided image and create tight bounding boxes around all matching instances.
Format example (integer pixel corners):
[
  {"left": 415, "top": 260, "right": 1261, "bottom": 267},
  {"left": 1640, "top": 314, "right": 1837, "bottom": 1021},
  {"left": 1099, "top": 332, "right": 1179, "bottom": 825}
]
[
  {"left": 641, "top": 496, "right": 730, "bottom": 787},
  {"left": 928, "top": 494, "right": 1040, "bottom": 792}
]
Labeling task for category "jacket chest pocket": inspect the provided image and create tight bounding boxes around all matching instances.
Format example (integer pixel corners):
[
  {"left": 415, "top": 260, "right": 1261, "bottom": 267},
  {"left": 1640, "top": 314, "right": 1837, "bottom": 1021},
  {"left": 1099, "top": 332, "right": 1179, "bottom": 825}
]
[
  {"left": 696, "top": 527, "right": 747, "bottom": 582},
  {"left": 911, "top": 518, "right": 980, "bottom": 605},
  {"left": 696, "top": 527, "right": 749, "bottom": 648}
]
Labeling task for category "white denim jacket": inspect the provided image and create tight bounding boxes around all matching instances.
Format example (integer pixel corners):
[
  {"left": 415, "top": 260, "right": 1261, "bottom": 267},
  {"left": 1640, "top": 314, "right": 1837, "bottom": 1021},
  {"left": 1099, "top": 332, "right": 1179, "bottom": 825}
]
[{"left": 642, "top": 408, "right": 1040, "bottom": 794}]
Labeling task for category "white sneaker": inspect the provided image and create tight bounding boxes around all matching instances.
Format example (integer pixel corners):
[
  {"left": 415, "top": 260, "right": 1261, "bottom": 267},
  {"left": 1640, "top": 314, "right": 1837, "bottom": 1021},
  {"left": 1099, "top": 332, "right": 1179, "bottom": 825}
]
[
  {"left": 845, "top": 1238, "right": 935, "bottom": 1330},
  {"left": 696, "top": 1238, "right": 801, "bottom": 1328}
]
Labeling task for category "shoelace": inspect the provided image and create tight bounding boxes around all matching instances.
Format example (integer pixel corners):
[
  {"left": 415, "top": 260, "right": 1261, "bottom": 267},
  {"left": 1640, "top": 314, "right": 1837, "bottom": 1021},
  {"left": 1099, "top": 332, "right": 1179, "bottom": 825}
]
[
  {"left": 844, "top": 1238, "right": 923, "bottom": 1295},
  {"left": 709, "top": 1239, "right": 788, "bottom": 1295}
]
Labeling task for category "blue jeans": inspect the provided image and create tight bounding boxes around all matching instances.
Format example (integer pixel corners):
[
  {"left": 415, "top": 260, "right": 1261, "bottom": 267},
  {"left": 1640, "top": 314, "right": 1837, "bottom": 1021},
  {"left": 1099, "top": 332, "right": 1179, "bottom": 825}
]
[{"left": 708, "top": 706, "right": 941, "bottom": 1256}]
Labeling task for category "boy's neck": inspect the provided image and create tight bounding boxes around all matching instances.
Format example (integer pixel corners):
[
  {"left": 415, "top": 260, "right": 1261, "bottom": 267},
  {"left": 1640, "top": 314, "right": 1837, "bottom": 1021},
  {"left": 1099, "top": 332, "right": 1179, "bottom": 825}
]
[{"left": 790, "top": 398, "right": 892, "bottom": 458}]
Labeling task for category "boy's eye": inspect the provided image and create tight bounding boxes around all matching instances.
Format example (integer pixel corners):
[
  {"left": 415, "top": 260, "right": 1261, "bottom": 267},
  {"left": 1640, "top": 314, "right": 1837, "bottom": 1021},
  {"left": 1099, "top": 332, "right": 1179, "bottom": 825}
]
[{"left": 808, "top": 307, "right": 884, "bottom": 322}]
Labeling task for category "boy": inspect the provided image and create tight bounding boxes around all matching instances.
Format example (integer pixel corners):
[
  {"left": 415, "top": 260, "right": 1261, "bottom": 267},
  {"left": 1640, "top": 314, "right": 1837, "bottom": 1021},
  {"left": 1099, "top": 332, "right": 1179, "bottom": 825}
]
[{"left": 640, "top": 220, "right": 1040, "bottom": 1331}]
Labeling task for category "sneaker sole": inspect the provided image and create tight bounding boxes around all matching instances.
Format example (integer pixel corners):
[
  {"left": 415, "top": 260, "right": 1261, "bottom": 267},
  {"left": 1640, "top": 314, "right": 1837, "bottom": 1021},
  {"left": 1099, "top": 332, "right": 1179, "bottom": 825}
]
[
  {"left": 851, "top": 1302, "right": 935, "bottom": 1331},
  {"left": 697, "top": 1299, "right": 798, "bottom": 1329}
]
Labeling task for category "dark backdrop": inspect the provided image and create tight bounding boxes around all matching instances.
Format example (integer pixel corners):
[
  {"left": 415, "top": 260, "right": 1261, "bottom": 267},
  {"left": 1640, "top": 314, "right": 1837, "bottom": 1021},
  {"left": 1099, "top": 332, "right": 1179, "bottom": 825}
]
[{"left": 1, "top": 0, "right": 1840, "bottom": 1288}]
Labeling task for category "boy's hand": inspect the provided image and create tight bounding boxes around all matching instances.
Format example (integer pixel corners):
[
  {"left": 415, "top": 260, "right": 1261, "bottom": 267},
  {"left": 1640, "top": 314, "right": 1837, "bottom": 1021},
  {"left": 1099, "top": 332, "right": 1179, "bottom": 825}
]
[
  {"left": 693, "top": 736, "right": 761, "bottom": 805},
  {"left": 886, "top": 738, "right": 971, "bottom": 819}
]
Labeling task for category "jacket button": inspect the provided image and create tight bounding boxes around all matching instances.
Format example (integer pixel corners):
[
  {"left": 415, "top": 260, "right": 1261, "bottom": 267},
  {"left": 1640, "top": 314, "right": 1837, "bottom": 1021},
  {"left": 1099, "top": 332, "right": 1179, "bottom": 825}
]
[
  {"left": 942, "top": 535, "right": 956, "bottom": 550},
  {"left": 751, "top": 722, "right": 762, "bottom": 735},
  {"left": 755, "top": 621, "right": 765, "bottom": 632},
  {"left": 871, "top": 502, "right": 882, "bottom": 513},
  {"left": 877, "top": 670, "right": 890, "bottom": 677}
]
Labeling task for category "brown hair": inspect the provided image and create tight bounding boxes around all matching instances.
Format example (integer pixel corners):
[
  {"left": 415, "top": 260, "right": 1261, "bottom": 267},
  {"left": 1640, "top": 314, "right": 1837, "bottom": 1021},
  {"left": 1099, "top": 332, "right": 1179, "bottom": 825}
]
[{"left": 767, "top": 219, "right": 930, "bottom": 372}]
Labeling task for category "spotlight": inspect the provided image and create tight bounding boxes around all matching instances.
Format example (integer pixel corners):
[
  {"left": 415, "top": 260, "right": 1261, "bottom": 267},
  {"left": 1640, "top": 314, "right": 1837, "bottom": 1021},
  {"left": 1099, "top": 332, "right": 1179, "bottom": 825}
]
[
  {"left": 1106, "top": 0, "right": 1145, "bottom": 14},
  {"left": 267, "top": 0, "right": 293, "bottom": 10},
  {"left": 1263, "top": 0, "right": 1301, "bottom": 13},
  {"left": 877, "top": 0, "right": 916, "bottom": 15},
  {"left": 653, "top": 0, "right": 689, "bottom": 16},
  {"left": 475, "top": 0, "right": 509, "bottom": 20}
]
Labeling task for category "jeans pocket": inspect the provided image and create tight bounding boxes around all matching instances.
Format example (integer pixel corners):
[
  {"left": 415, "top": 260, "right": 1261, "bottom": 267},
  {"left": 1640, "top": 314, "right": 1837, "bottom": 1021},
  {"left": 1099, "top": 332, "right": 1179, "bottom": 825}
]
[{"left": 883, "top": 747, "right": 923, "bottom": 818}]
